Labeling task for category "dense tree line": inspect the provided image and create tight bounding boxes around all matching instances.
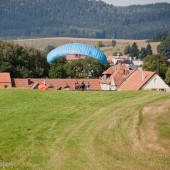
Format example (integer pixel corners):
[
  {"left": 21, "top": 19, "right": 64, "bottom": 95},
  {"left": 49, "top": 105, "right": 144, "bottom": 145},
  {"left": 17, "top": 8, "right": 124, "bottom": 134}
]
[
  {"left": 0, "top": 0, "right": 170, "bottom": 40},
  {"left": 152, "top": 33, "right": 168, "bottom": 42},
  {"left": 122, "top": 36, "right": 170, "bottom": 84},
  {"left": 142, "top": 35, "right": 170, "bottom": 84},
  {"left": 0, "top": 41, "right": 49, "bottom": 78},
  {"left": 0, "top": 41, "right": 108, "bottom": 78},
  {"left": 157, "top": 35, "right": 170, "bottom": 59},
  {"left": 49, "top": 57, "right": 109, "bottom": 79}
]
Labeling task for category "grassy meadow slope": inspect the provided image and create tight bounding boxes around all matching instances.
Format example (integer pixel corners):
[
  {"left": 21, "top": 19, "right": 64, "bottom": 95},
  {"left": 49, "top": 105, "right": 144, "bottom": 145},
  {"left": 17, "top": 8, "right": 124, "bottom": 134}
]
[
  {"left": 12, "top": 37, "right": 160, "bottom": 56},
  {"left": 0, "top": 89, "right": 169, "bottom": 169}
]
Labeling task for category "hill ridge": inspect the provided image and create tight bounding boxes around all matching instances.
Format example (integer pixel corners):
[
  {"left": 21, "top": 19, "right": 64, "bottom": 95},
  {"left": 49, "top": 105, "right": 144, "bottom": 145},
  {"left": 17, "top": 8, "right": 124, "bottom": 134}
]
[{"left": 0, "top": 0, "right": 170, "bottom": 39}]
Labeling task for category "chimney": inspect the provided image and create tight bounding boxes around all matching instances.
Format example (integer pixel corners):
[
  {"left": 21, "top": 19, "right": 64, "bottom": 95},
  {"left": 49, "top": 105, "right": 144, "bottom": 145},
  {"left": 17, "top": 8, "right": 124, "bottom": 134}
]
[
  {"left": 142, "top": 71, "right": 144, "bottom": 81},
  {"left": 117, "top": 52, "right": 120, "bottom": 58}
]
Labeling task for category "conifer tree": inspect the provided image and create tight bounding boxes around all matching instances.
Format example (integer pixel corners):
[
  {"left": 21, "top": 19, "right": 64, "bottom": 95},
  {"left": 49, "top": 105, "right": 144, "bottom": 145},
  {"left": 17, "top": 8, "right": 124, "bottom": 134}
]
[
  {"left": 146, "top": 43, "right": 153, "bottom": 55},
  {"left": 130, "top": 42, "right": 139, "bottom": 59},
  {"left": 139, "top": 47, "right": 147, "bottom": 59}
]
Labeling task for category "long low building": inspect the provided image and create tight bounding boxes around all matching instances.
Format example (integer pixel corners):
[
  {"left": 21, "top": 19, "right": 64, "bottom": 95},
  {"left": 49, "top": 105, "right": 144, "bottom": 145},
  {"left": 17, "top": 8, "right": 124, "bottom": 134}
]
[
  {"left": 12, "top": 78, "right": 101, "bottom": 90},
  {"left": 0, "top": 73, "right": 100, "bottom": 90}
]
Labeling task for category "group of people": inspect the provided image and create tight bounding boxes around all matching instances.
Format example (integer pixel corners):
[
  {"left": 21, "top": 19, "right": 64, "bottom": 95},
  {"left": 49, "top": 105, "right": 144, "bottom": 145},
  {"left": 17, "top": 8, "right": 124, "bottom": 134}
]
[{"left": 75, "top": 81, "right": 90, "bottom": 91}]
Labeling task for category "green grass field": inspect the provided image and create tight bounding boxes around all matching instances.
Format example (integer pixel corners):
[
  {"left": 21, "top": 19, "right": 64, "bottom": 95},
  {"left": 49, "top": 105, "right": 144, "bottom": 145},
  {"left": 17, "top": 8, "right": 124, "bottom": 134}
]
[{"left": 0, "top": 89, "right": 170, "bottom": 170}]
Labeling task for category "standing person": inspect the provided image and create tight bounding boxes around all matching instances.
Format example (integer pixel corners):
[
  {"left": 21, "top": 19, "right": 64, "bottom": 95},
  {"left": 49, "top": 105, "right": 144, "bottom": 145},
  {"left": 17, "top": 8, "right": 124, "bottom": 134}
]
[
  {"left": 81, "top": 81, "right": 85, "bottom": 91},
  {"left": 75, "top": 81, "right": 80, "bottom": 90},
  {"left": 87, "top": 82, "right": 90, "bottom": 90},
  {"left": 77, "top": 82, "right": 80, "bottom": 90}
]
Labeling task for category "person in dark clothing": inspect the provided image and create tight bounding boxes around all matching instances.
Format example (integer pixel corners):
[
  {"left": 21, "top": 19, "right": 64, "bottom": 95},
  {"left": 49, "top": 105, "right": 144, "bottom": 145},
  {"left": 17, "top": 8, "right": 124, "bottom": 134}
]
[{"left": 81, "top": 81, "right": 85, "bottom": 91}]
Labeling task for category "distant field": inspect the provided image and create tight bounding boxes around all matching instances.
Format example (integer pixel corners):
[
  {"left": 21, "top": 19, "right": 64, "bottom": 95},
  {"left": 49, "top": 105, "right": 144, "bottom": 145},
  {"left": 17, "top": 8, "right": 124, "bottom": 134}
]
[
  {"left": 11, "top": 37, "right": 160, "bottom": 56},
  {"left": 0, "top": 89, "right": 169, "bottom": 170}
]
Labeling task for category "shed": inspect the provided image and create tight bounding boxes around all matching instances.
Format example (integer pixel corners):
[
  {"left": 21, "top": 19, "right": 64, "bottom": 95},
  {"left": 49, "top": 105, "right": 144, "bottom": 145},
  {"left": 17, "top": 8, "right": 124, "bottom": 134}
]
[{"left": 0, "top": 73, "right": 12, "bottom": 88}]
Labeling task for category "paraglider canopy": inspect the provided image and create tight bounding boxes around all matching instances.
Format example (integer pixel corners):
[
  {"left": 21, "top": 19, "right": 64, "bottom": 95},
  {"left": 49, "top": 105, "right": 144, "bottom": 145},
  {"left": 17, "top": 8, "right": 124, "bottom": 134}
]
[{"left": 47, "top": 43, "right": 107, "bottom": 64}]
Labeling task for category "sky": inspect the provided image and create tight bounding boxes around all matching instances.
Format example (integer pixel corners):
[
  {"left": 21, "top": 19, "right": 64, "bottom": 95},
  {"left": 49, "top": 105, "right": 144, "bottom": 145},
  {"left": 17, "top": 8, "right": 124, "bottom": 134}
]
[{"left": 101, "top": 0, "right": 170, "bottom": 6}]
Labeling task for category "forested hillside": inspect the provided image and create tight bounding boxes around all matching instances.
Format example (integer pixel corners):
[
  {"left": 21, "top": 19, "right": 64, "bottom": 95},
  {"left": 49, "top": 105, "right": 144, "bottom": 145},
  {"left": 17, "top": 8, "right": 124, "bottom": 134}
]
[{"left": 0, "top": 0, "right": 170, "bottom": 39}]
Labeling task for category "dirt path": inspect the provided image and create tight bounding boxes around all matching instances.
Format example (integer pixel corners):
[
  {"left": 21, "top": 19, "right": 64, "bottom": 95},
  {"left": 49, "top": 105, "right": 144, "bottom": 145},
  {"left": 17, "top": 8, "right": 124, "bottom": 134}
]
[{"left": 133, "top": 100, "right": 170, "bottom": 154}]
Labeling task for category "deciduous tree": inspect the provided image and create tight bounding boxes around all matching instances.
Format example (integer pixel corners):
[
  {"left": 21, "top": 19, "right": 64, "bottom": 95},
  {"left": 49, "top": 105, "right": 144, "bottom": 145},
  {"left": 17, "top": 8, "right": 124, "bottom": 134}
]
[
  {"left": 142, "top": 54, "right": 168, "bottom": 79},
  {"left": 48, "top": 57, "right": 67, "bottom": 78}
]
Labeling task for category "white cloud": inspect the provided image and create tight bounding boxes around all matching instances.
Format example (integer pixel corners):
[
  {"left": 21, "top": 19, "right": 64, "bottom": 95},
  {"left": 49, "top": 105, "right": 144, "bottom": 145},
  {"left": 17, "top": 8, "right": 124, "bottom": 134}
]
[{"left": 102, "top": 0, "right": 170, "bottom": 6}]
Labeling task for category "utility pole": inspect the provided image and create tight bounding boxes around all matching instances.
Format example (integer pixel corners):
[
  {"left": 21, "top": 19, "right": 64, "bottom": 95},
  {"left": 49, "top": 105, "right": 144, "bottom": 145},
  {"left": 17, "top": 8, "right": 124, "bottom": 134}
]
[{"left": 157, "top": 59, "right": 160, "bottom": 76}]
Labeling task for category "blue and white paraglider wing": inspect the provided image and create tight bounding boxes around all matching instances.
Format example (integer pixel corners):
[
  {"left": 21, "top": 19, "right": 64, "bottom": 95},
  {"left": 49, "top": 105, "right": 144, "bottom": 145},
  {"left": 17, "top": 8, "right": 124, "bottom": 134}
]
[{"left": 47, "top": 43, "right": 107, "bottom": 64}]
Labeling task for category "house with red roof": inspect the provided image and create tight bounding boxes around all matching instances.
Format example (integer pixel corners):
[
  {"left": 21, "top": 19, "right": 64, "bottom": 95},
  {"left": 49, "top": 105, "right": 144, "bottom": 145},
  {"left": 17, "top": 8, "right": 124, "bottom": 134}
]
[
  {"left": 0, "top": 73, "right": 12, "bottom": 88},
  {"left": 118, "top": 70, "right": 169, "bottom": 91},
  {"left": 107, "top": 55, "right": 129, "bottom": 64},
  {"left": 100, "top": 61, "right": 131, "bottom": 90},
  {"left": 107, "top": 55, "right": 143, "bottom": 70},
  {"left": 1, "top": 68, "right": 169, "bottom": 91},
  {"left": 100, "top": 61, "right": 169, "bottom": 91}
]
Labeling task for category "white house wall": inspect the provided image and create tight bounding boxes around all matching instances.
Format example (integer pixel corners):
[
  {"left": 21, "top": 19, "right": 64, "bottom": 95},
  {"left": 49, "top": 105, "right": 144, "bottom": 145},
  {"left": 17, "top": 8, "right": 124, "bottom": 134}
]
[
  {"left": 110, "top": 85, "right": 117, "bottom": 90},
  {"left": 100, "top": 83, "right": 117, "bottom": 91},
  {"left": 142, "top": 74, "right": 169, "bottom": 90},
  {"left": 100, "top": 84, "right": 110, "bottom": 91}
]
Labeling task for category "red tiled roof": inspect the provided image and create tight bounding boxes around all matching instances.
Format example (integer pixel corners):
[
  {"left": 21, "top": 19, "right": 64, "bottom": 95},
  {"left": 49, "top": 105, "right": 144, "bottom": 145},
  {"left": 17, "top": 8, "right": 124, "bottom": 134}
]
[
  {"left": 101, "top": 64, "right": 131, "bottom": 86},
  {"left": 118, "top": 70, "right": 155, "bottom": 91},
  {"left": 65, "top": 55, "right": 86, "bottom": 61},
  {"left": 0, "top": 72, "right": 12, "bottom": 88},
  {"left": 0, "top": 73, "right": 11, "bottom": 83},
  {"left": 103, "top": 66, "right": 115, "bottom": 75},
  {"left": 12, "top": 78, "right": 101, "bottom": 90}
]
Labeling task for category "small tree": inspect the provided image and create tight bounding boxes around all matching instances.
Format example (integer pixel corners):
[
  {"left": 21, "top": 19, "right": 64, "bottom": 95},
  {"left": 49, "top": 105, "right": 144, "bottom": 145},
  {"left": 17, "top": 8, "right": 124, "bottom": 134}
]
[
  {"left": 130, "top": 42, "right": 139, "bottom": 58},
  {"left": 124, "top": 45, "right": 131, "bottom": 55},
  {"left": 111, "top": 40, "right": 116, "bottom": 47},
  {"left": 97, "top": 41, "right": 105, "bottom": 48},
  {"left": 139, "top": 47, "right": 147, "bottom": 59}
]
